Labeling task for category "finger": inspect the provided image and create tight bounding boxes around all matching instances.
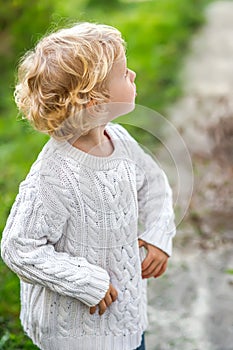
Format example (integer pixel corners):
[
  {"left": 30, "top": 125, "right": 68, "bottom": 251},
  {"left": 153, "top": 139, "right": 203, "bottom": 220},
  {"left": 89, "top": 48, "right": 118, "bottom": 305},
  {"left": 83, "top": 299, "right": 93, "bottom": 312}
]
[
  {"left": 98, "top": 300, "right": 107, "bottom": 315},
  {"left": 138, "top": 238, "right": 145, "bottom": 248},
  {"left": 110, "top": 286, "right": 118, "bottom": 302},
  {"left": 104, "top": 292, "right": 112, "bottom": 307},
  {"left": 138, "top": 239, "right": 147, "bottom": 248},
  {"left": 143, "top": 259, "right": 168, "bottom": 279},
  {"left": 142, "top": 260, "right": 163, "bottom": 278},
  {"left": 154, "top": 260, "right": 168, "bottom": 278},
  {"left": 90, "top": 306, "right": 96, "bottom": 315},
  {"left": 141, "top": 251, "right": 158, "bottom": 271}
]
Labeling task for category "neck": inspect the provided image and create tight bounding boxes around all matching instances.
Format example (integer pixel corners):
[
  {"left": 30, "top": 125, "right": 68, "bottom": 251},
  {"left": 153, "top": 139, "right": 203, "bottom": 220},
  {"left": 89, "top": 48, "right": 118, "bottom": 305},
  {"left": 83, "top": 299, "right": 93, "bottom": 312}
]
[{"left": 72, "top": 124, "right": 114, "bottom": 157}]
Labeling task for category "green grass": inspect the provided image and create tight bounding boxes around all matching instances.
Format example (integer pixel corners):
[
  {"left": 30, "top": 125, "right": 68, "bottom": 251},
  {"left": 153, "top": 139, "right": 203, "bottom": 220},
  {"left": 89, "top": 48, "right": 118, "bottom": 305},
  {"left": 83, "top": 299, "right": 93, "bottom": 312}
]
[{"left": 0, "top": 0, "right": 212, "bottom": 348}]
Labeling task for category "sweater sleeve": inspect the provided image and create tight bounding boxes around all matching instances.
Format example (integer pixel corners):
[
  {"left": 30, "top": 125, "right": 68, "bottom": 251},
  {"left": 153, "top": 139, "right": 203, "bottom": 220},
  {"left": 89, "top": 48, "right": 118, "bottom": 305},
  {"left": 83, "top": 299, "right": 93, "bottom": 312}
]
[
  {"left": 136, "top": 150, "right": 176, "bottom": 256},
  {"left": 1, "top": 167, "right": 110, "bottom": 307},
  {"left": 114, "top": 123, "right": 176, "bottom": 256}
]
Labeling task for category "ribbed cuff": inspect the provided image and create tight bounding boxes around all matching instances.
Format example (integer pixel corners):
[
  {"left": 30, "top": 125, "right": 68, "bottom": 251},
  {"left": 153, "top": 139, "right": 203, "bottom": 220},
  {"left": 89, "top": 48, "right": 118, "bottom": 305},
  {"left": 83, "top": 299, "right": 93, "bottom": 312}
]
[
  {"left": 139, "top": 224, "right": 175, "bottom": 257},
  {"left": 78, "top": 264, "right": 110, "bottom": 307}
]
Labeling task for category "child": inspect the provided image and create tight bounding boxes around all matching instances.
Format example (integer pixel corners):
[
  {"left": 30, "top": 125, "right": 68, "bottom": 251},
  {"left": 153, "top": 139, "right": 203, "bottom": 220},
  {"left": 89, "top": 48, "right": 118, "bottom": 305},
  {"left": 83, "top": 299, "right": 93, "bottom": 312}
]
[{"left": 1, "top": 23, "right": 176, "bottom": 350}]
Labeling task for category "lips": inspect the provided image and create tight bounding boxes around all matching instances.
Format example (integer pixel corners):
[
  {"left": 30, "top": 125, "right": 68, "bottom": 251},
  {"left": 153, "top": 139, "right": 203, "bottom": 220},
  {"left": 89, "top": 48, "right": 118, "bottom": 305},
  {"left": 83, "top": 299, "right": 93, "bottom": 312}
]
[{"left": 133, "top": 84, "right": 137, "bottom": 96}]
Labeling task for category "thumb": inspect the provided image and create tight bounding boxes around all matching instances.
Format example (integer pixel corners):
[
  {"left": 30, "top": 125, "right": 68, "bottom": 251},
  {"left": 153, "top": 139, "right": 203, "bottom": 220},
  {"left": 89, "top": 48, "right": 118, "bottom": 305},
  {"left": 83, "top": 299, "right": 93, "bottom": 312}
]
[{"left": 138, "top": 239, "right": 147, "bottom": 249}]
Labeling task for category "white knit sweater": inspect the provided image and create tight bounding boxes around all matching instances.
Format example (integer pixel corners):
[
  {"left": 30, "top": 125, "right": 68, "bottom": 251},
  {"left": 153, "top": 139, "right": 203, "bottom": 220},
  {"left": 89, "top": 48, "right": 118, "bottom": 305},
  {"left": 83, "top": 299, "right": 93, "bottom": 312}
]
[{"left": 1, "top": 123, "right": 176, "bottom": 350}]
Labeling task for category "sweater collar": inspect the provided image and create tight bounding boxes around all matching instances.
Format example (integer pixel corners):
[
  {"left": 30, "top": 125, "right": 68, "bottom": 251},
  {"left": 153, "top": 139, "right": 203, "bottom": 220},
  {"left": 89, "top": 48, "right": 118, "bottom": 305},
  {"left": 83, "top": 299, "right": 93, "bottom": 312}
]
[{"left": 50, "top": 123, "right": 126, "bottom": 170}]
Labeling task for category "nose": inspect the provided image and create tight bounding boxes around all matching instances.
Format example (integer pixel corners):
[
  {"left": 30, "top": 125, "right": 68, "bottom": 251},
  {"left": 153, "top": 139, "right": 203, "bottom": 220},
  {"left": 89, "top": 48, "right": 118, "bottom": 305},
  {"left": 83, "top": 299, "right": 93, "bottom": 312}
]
[{"left": 129, "top": 69, "right": 136, "bottom": 82}]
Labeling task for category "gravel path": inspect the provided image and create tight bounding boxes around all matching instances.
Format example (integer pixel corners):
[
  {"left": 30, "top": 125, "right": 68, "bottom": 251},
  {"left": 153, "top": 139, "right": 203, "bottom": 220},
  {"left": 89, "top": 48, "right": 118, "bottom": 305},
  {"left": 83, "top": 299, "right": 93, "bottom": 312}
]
[
  {"left": 146, "top": 245, "right": 233, "bottom": 350},
  {"left": 145, "top": 2, "right": 233, "bottom": 349}
]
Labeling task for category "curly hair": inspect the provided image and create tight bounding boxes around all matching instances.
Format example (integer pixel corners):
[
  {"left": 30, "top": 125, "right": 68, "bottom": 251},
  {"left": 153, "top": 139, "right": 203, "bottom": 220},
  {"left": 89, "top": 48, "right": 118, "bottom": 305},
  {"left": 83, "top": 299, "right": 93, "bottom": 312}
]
[{"left": 14, "top": 22, "right": 125, "bottom": 140}]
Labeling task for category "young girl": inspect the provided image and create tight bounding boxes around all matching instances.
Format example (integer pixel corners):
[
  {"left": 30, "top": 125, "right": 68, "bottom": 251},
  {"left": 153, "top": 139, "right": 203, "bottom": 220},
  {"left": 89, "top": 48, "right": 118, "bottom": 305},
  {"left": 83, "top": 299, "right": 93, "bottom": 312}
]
[{"left": 1, "top": 23, "right": 176, "bottom": 350}]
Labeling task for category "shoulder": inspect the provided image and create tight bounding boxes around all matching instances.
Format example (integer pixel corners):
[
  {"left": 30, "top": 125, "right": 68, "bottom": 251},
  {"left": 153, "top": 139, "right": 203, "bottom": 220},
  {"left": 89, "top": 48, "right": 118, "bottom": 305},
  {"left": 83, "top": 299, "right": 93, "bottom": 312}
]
[
  {"left": 106, "top": 123, "right": 141, "bottom": 163},
  {"left": 20, "top": 138, "right": 69, "bottom": 201},
  {"left": 20, "top": 138, "right": 61, "bottom": 188},
  {"left": 107, "top": 123, "right": 139, "bottom": 158},
  {"left": 107, "top": 123, "right": 163, "bottom": 177},
  {"left": 107, "top": 122, "right": 136, "bottom": 142}
]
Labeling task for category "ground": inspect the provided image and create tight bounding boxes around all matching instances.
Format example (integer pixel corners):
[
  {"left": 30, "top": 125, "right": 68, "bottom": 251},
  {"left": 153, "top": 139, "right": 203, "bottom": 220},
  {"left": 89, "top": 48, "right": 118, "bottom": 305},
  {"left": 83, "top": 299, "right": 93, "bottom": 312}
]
[{"left": 146, "top": 2, "right": 233, "bottom": 349}]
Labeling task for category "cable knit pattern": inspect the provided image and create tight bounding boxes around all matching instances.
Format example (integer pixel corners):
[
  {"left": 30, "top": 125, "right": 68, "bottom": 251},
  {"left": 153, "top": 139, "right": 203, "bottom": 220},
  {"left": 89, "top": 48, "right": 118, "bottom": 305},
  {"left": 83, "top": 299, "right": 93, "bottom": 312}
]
[{"left": 1, "top": 123, "right": 176, "bottom": 350}]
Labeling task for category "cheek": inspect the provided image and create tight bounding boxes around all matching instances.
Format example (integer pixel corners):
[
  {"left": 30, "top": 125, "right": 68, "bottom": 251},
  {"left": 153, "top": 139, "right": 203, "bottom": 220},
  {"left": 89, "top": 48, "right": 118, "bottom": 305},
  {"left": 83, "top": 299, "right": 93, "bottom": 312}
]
[
  {"left": 108, "top": 82, "right": 117, "bottom": 100},
  {"left": 110, "top": 85, "right": 124, "bottom": 102}
]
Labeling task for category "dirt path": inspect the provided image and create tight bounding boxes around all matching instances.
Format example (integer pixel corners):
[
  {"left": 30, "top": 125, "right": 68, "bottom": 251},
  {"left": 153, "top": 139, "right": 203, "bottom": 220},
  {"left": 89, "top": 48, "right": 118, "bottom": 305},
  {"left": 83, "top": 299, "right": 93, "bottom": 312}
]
[
  {"left": 147, "top": 245, "right": 233, "bottom": 350},
  {"left": 146, "top": 2, "right": 233, "bottom": 349}
]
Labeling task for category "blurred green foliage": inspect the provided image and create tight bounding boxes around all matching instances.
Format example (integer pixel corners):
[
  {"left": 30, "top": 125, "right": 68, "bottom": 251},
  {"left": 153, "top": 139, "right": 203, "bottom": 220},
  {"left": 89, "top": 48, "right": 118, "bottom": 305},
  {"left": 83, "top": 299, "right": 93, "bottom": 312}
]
[{"left": 0, "top": 0, "right": 212, "bottom": 348}]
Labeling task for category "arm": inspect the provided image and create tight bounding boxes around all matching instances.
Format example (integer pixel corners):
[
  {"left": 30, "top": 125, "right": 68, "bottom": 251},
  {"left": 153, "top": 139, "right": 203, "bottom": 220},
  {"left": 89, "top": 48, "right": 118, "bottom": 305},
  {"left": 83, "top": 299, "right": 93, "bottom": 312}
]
[
  {"left": 136, "top": 150, "right": 176, "bottom": 256},
  {"left": 115, "top": 123, "right": 176, "bottom": 253},
  {"left": 115, "top": 123, "right": 176, "bottom": 276},
  {"left": 1, "top": 173, "right": 110, "bottom": 307},
  {"left": 136, "top": 150, "right": 176, "bottom": 278}
]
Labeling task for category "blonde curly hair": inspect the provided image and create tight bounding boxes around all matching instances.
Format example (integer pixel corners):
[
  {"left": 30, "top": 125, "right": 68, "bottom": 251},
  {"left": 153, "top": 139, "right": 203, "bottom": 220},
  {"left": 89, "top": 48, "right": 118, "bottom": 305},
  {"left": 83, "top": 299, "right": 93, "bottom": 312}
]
[{"left": 14, "top": 22, "right": 125, "bottom": 140}]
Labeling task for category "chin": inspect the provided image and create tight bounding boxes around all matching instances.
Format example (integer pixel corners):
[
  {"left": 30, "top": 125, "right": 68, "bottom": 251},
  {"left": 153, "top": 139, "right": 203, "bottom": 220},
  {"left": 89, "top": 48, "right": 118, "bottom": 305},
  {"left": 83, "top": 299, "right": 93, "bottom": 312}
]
[{"left": 108, "top": 101, "right": 135, "bottom": 119}]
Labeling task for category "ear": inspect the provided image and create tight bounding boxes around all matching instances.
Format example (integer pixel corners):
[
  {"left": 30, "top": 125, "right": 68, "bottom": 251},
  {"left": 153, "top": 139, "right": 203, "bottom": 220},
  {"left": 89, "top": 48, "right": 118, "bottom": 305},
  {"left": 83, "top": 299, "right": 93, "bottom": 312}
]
[
  {"left": 85, "top": 99, "right": 99, "bottom": 117},
  {"left": 86, "top": 98, "right": 98, "bottom": 108}
]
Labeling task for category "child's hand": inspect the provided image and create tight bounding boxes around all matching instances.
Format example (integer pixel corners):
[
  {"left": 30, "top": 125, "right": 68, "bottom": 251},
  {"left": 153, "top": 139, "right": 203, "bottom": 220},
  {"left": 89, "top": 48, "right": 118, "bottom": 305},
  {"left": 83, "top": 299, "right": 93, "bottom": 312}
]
[
  {"left": 90, "top": 283, "right": 118, "bottom": 316},
  {"left": 138, "top": 239, "right": 169, "bottom": 279}
]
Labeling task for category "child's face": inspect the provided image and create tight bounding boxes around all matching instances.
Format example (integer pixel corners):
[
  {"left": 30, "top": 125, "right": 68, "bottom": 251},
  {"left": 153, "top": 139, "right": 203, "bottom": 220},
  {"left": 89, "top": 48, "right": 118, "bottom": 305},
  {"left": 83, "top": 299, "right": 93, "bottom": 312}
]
[{"left": 107, "top": 51, "right": 137, "bottom": 110}]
